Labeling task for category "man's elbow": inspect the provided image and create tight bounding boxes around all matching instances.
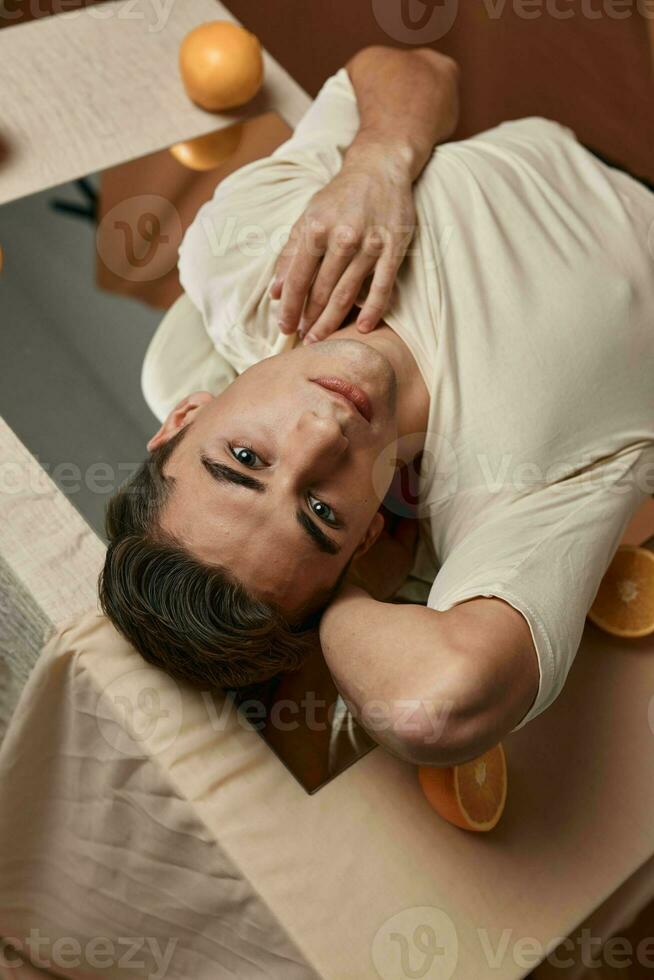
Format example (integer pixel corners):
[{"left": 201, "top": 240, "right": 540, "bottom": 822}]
[
  {"left": 348, "top": 45, "right": 460, "bottom": 87},
  {"left": 380, "top": 659, "right": 509, "bottom": 768},
  {"left": 388, "top": 713, "right": 497, "bottom": 768},
  {"left": 414, "top": 47, "right": 460, "bottom": 84},
  {"left": 414, "top": 48, "right": 460, "bottom": 139},
  {"left": 348, "top": 43, "right": 458, "bottom": 70}
]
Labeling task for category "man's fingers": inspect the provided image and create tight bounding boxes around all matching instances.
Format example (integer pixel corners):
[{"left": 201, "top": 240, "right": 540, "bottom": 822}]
[
  {"left": 303, "top": 251, "right": 376, "bottom": 345},
  {"left": 269, "top": 225, "right": 300, "bottom": 300},
  {"left": 299, "top": 229, "right": 362, "bottom": 335},
  {"left": 355, "top": 251, "right": 400, "bottom": 333},
  {"left": 277, "top": 218, "right": 328, "bottom": 334}
]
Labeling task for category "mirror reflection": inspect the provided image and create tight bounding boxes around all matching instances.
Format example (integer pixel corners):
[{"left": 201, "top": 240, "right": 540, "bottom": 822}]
[{"left": 0, "top": 113, "right": 381, "bottom": 793}]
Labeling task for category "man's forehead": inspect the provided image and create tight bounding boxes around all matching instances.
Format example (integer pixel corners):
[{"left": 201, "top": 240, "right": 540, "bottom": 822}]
[
  {"left": 159, "top": 464, "right": 338, "bottom": 608},
  {"left": 162, "top": 460, "right": 270, "bottom": 544}
]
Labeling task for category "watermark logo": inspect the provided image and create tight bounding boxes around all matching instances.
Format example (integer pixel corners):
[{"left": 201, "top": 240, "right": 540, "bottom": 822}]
[
  {"left": 372, "top": 431, "right": 654, "bottom": 522},
  {"left": 96, "top": 194, "right": 182, "bottom": 283},
  {"left": 372, "top": 0, "right": 460, "bottom": 43},
  {"left": 371, "top": 906, "right": 459, "bottom": 980},
  {"left": 0, "top": 0, "right": 177, "bottom": 33},
  {"left": 0, "top": 932, "right": 176, "bottom": 979},
  {"left": 372, "top": 0, "right": 654, "bottom": 42},
  {"left": 373, "top": 431, "right": 460, "bottom": 520},
  {"left": 96, "top": 668, "right": 183, "bottom": 757},
  {"left": 0, "top": 457, "right": 141, "bottom": 499}
]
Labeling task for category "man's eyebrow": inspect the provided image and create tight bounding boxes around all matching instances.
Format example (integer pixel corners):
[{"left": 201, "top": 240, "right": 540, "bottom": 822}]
[
  {"left": 201, "top": 453, "right": 340, "bottom": 555},
  {"left": 295, "top": 509, "right": 341, "bottom": 556},
  {"left": 201, "top": 455, "right": 266, "bottom": 492}
]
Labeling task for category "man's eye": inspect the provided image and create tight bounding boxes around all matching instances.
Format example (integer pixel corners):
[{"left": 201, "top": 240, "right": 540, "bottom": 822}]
[
  {"left": 308, "top": 493, "right": 338, "bottom": 526},
  {"left": 230, "top": 445, "right": 265, "bottom": 468}
]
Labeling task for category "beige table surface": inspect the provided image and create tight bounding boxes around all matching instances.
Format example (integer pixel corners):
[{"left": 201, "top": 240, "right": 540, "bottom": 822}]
[
  {"left": 0, "top": 0, "right": 310, "bottom": 205},
  {"left": 2, "top": 415, "right": 654, "bottom": 979}
]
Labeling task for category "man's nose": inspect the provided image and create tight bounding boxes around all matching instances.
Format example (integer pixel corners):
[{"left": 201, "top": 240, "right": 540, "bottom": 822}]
[{"left": 290, "top": 411, "right": 349, "bottom": 472}]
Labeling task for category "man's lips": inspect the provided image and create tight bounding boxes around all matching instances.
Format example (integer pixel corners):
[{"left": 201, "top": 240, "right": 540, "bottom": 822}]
[{"left": 310, "top": 376, "right": 373, "bottom": 423}]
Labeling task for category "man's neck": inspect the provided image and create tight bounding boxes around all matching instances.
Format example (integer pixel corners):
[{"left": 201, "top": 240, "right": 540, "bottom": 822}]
[{"left": 336, "top": 318, "right": 430, "bottom": 443}]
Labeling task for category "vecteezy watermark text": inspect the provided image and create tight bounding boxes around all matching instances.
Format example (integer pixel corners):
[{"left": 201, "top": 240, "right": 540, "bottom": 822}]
[
  {"left": 371, "top": 908, "right": 654, "bottom": 980},
  {"left": 372, "top": 0, "right": 654, "bottom": 45},
  {"left": 0, "top": 932, "right": 176, "bottom": 979},
  {"left": 0, "top": 0, "right": 176, "bottom": 32}
]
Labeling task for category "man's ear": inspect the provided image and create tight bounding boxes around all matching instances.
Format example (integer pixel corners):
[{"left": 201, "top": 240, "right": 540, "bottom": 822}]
[
  {"left": 352, "top": 510, "right": 385, "bottom": 561},
  {"left": 146, "top": 391, "right": 214, "bottom": 452}
]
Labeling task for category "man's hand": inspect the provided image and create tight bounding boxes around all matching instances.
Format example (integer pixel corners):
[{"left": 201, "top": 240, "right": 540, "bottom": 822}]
[
  {"left": 270, "top": 45, "right": 460, "bottom": 344},
  {"left": 270, "top": 136, "right": 417, "bottom": 344}
]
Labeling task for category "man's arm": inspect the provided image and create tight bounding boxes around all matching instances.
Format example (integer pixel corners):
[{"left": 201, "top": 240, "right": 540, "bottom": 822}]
[
  {"left": 272, "top": 45, "right": 459, "bottom": 342},
  {"left": 343, "top": 45, "right": 460, "bottom": 184},
  {"left": 319, "top": 586, "right": 540, "bottom": 767}
]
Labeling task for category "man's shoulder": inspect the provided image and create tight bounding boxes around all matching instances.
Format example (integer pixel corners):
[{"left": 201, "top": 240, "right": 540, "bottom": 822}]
[
  {"left": 419, "top": 116, "right": 579, "bottom": 183},
  {"left": 454, "top": 116, "right": 577, "bottom": 151}
]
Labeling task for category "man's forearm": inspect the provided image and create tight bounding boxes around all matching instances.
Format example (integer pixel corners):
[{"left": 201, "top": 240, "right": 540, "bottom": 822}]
[
  {"left": 344, "top": 45, "right": 460, "bottom": 182},
  {"left": 319, "top": 585, "right": 539, "bottom": 767},
  {"left": 319, "top": 585, "right": 475, "bottom": 766}
]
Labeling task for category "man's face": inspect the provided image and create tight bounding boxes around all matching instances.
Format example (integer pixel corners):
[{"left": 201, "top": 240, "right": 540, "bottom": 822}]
[{"left": 151, "top": 338, "right": 399, "bottom": 618}]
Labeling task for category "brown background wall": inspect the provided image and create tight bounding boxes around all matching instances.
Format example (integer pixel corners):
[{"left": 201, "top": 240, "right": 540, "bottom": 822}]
[
  {"left": 222, "top": 0, "right": 653, "bottom": 182},
  {"left": 3, "top": 0, "right": 650, "bottom": 179}
]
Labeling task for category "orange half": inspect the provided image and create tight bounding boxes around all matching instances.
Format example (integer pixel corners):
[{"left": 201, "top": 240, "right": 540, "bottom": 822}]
[
  {"left": 588, "top": 545, "right": 654, "bottom": 639},
  {"left": 418, "top": 742, "right": 507, "bottom": 832}
]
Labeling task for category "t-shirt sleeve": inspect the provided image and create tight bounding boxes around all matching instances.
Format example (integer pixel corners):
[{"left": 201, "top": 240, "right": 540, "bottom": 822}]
[
  {"left": 426, "top": 450, "right": 652, "bottom": 732},
  {"left": 270, "top": 66, "right": 361, "bottom": 177},
  {"left": 177, "top": 67, "right": 360, "bottom": 373}
]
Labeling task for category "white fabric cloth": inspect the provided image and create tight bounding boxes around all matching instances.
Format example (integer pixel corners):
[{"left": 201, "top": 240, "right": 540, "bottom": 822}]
[
  {"left": 5, "top": 607, "right": 654, "bottom": 979},
  {"left": 141, "top": 291, "right": 236, "bottom": 423},
  {"left": 177, "top": 67, "right": 654, "bottom": 732}
]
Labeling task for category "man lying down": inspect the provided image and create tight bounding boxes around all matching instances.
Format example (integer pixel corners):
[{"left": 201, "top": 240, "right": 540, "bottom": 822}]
[{"left": 100, "top": 46, "right": 654, "bottom": 766}]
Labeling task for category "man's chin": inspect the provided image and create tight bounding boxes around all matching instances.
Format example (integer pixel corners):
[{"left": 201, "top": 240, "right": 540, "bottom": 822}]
[{"left": 310, "top": 337, "right": 395, "bottom": 398}]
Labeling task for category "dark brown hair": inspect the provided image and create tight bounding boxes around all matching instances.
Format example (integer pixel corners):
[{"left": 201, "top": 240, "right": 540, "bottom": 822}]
[{"left": 99, "top": 426, "right": 348, "bottom": 690}]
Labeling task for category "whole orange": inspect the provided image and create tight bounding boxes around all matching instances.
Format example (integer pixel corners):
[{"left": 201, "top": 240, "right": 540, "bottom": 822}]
[{"left": 180, "top": 21, "right": 263, "bottom": 112}]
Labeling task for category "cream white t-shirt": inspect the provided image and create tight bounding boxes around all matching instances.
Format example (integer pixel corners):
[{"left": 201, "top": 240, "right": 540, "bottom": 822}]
[{"left": 178, "top": 68, "right": 654, "bottom": 732}]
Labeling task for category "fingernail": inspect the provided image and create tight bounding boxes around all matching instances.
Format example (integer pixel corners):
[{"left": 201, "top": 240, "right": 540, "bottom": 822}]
[
  {"left": 303, "top": 333, "right": 316, "bottom": 345},
  {"left": 357, "top": 318, "right": 371, "bottom": 332},
  {"left": 278, "top": 318, "right": 289, "bottom": 332}
]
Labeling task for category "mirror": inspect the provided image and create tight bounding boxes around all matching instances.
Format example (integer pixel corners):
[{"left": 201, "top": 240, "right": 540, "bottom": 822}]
[{"left": 0, "top": 113, "right": 377, "bottom": 793}]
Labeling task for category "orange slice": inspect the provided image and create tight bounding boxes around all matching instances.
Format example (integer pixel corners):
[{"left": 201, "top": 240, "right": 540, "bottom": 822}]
[
  {"left": 588, "top": 545, "right": 654, "bottom": 639},
  {"left": 418, "top": 742, "right": 507, "bottom": 832}
]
